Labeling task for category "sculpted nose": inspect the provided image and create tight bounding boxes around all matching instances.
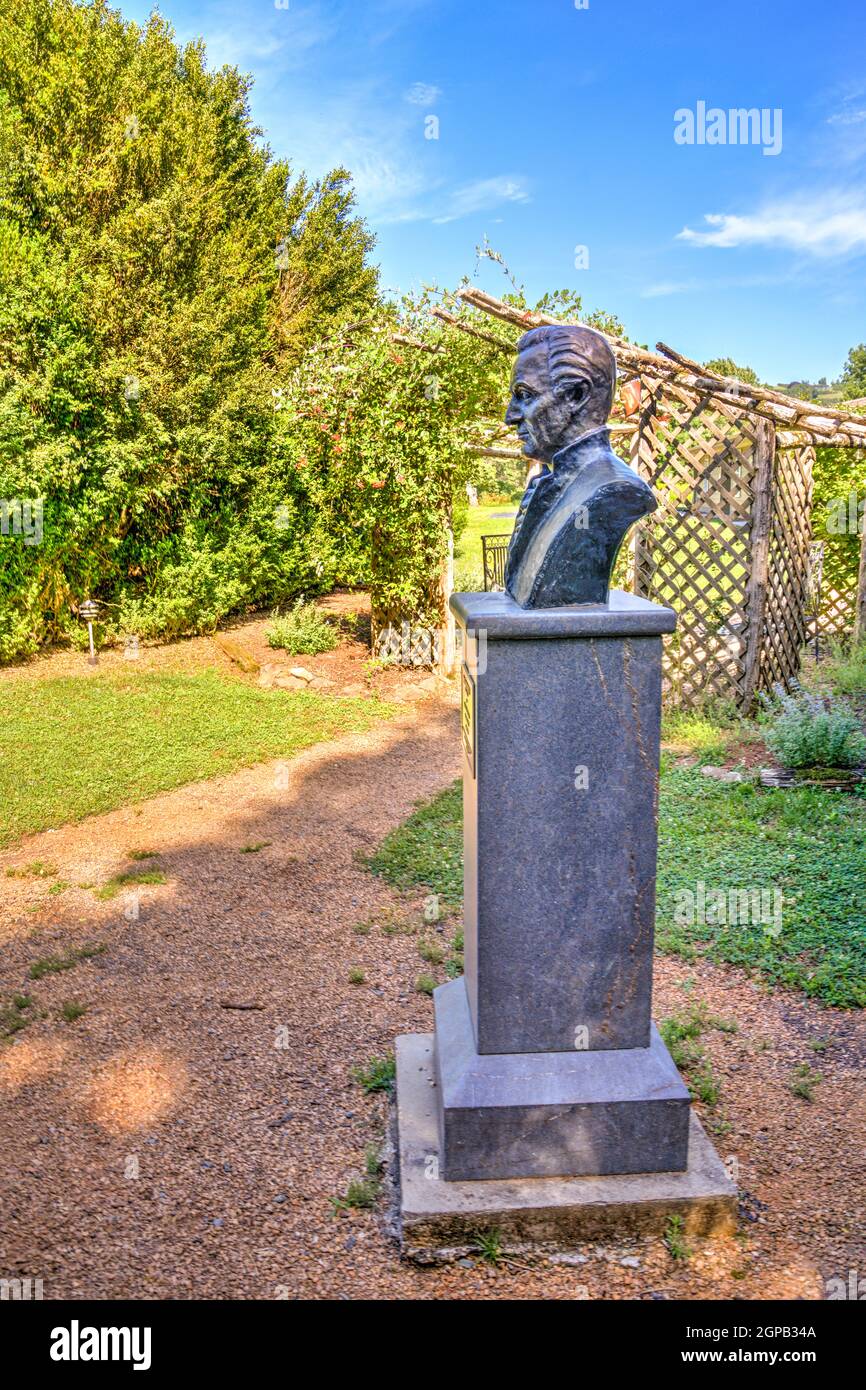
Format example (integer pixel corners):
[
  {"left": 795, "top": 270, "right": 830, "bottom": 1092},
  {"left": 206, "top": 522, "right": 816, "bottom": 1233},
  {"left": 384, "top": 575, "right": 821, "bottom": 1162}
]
[{"left": 505, "top": 399, "right": 521, "bottom": 425}]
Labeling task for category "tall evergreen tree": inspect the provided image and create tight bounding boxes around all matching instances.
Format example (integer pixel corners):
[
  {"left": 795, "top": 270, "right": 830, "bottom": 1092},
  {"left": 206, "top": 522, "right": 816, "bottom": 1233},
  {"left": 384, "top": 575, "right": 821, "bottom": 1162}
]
[{"left": 0, "top": 0, "right": 377, "bottom": 656}]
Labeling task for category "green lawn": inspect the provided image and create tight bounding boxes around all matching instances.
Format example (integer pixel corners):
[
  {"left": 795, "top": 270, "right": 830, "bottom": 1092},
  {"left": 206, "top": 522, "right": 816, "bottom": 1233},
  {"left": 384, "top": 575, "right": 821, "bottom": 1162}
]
[
  {"left": 0, "top": 668, "right": 395, "bottom": 847},
  {"left": 368, "top": 764, "right": 866, "bottom": 1009},
  {"left": 454, "top": 504, "right": 516, "bottom": 591}
]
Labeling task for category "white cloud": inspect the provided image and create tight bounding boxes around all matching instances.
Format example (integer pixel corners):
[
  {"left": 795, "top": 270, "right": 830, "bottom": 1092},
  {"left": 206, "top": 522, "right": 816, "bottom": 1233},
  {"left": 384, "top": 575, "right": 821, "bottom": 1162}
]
[
  {"left": 677, "top": 194, "right": 866, "bottom": 257},
  {"left": 640, "top": 272, "right": 794, "bottom": 299},
  {"left": 431, "top": 176, "right": 530, "bottom": 225},
  {"left": 183, "top": 4, "right": 337, "bottom": 74},
  {"left": 828, "top": 107, "right": 866, "bottom": 127},
  {"left": 248, "top": 73, "right": 444, "bottom": 222},
  {"left": 404, "top": 82, "right": 441, "bottom": 106},
  {"left": 640, "top": 281, "right": 697, "bottom": 298},
  {"left": 348, "top": 154, "right": 440, "bottom": 222},
  {"left": 203, "top": 30, "right": 287, "bottom": 66}
]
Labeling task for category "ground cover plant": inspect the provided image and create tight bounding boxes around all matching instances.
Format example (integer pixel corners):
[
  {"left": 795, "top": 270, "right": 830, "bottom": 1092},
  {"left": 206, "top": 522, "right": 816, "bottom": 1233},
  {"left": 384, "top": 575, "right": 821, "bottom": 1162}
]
[{"left": 368, "top": 713, "right": 866, "bottom": 1007}]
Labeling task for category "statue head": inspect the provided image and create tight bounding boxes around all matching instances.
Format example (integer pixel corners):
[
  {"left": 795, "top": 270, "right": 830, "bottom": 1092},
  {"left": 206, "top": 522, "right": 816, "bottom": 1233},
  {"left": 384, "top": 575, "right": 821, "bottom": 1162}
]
[{"left": 505, "top": 324, "right": 617, "bottom": 464}]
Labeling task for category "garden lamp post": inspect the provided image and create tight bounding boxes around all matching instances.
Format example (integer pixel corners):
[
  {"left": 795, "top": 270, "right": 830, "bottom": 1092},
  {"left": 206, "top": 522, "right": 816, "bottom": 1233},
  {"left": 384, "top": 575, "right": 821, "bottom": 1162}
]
[{"left": 79, "top": 598, "right": 99, "bottom": 666}]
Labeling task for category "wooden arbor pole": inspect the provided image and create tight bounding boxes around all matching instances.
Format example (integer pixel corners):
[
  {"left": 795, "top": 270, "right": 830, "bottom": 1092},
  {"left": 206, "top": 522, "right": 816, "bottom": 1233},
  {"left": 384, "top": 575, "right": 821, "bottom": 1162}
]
[
  {"left": 741, "top": 419, "right": 776, "bottom": 709},
  {"left": 855, "top": 516, "right": 866, "bottom": 644}
]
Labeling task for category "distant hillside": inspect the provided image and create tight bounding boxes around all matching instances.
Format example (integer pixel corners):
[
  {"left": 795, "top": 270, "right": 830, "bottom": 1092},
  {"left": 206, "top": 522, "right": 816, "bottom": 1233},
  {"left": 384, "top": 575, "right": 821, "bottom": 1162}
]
[{"left": 774, "top": 379, "right": 844, "bottom": 406}]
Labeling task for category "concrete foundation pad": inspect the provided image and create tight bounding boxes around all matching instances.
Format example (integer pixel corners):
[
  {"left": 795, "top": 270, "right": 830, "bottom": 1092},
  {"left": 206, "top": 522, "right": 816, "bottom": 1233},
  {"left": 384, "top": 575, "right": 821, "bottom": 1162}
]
[{"left": 395, "top": 1034, "right": 737, "bottom": 1263}]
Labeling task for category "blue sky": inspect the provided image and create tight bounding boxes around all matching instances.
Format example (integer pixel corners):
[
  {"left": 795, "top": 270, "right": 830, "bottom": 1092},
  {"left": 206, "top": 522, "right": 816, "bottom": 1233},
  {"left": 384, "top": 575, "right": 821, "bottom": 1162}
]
[{"left": 120, "top": 0, "right": 866, "bottom": 383}]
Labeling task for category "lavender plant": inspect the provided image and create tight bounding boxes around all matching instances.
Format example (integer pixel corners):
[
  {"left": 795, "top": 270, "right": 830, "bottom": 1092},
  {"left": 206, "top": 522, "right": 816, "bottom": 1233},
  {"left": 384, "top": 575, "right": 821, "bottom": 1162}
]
[{"left": 761, "top": 683, "right": 866, "bottom": 769}]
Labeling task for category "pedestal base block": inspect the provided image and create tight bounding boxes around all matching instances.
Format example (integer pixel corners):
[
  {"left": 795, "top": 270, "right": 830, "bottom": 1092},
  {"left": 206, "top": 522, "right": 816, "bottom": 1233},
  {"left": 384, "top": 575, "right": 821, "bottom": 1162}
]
[
  {"left": 395, "top": 1033, "right": 737, "bottom": 1263},
  {"left": 432, "top": 977, "right": 690, "bottom": 1181}
]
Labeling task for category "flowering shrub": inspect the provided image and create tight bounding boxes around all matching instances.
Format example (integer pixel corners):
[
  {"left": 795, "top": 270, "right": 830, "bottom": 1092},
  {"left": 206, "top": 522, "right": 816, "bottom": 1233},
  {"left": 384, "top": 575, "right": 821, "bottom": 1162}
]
[{"left": 761, "top": 684, "right": 866, "bottom": 769}]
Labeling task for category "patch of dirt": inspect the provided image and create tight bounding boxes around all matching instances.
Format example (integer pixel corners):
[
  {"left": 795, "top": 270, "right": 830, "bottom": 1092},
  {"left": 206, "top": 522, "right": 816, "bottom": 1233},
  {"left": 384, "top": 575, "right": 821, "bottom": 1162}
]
[
  {"left": 722, "top": 737, "right": 771, "bottom": 769},
  {"left": 0, "top": 704, "right": 863, "bottom": 1300}
]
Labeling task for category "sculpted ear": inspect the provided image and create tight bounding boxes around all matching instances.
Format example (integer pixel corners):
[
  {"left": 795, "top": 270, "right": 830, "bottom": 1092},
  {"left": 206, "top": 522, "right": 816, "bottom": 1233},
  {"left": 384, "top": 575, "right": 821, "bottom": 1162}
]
[{"left": 557, "top": 377, "right": 592, "bottom": 417}]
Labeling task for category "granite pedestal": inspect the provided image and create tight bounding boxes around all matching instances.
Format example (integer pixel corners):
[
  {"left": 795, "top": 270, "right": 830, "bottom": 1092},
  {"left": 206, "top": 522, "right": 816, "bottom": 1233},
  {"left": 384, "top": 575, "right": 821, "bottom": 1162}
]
[{"left": 394, "top": 590, "right": 736, "bottom": 1249}]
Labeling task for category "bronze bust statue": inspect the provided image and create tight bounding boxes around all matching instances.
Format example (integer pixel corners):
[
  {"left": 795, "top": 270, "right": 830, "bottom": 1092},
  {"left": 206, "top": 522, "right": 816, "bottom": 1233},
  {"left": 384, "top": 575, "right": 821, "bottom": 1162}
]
[{"left": 504, "top": 325, "right": 656, "bottom": 607}]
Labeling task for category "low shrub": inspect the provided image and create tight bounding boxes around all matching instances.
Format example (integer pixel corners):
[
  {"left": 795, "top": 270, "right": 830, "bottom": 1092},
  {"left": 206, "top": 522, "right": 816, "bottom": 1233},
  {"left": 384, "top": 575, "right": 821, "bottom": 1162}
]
[
  {"left": 761, "top": 684, "right": 866, "bottom": 769},
  {"left": 819, "top": 639, "right": 866, "bottom": 697},
  {"left": 266, "top": 601, "right": 339, "bottom": 655}
]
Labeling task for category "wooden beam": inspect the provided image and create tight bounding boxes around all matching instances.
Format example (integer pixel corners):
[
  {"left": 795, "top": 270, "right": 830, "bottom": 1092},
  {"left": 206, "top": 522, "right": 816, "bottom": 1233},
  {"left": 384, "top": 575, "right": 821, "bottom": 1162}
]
[
  {"left": 450, "top": 286, "right": 866, "bottom": 447},
  {"left": 655, "top": 342, "right": 866, "bottom": 430},
  {"left": 741, "top": 419, "right": 776, "bottom": 709},
  {"left": 390, "top": 332, "right": 441, "bottom": 353},
  {"left": 430, "top": 306, "right": 512, "bottom": 353}
]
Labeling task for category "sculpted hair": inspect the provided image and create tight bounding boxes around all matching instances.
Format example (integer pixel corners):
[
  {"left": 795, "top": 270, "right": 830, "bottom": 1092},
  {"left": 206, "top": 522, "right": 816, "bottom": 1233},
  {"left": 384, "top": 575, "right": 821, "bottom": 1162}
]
[{"left": 517, "top": 324, "right": 616, "bottom": 411}]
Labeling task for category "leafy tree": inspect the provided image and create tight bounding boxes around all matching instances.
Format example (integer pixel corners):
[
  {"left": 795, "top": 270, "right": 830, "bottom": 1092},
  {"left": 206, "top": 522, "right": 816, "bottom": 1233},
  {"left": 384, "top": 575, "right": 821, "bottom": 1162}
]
[
  {"left": 0, "top": 0, "right": 376, "bottom": 658},
  {"left": 704, "top": 357, "right": 760, "bottom": 386},
  {"left": 0, "top": 4, "right": 622, "bottom": 662},
  {"left": 840, "top": 344, "right": 866, "bottom": 401}
]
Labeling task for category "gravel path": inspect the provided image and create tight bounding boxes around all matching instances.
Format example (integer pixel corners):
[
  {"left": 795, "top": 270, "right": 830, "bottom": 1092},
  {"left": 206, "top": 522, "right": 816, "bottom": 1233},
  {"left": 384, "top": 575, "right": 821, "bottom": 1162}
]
[{"left": 1, "top": 700, "right": 863, "bottom": 1300}]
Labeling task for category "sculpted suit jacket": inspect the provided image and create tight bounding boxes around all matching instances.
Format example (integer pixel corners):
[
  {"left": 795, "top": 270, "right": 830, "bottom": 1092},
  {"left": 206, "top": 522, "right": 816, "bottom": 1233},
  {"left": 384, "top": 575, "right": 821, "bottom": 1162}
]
[{"left": 504, "top": 427, "right": 657, "bottom": 607}]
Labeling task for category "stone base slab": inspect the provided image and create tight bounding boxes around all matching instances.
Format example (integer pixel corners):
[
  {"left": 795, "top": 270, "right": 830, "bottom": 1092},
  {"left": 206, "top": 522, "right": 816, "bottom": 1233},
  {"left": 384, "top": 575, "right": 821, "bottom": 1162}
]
[
  {"left": 433, "top": 977, "right": 691, "bottom": 1180},
  {"left": 395, "top": 1033, "right": 737, "bottom": 1263}
]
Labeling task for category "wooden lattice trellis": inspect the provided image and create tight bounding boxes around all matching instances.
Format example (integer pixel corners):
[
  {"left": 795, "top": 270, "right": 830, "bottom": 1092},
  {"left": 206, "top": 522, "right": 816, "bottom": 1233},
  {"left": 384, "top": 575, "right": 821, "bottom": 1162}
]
[
  {"left": 761, "top": 440, "right": 814, "bottom": 692},
  {"left": 815, "top": 587, "right": 857, "bottom": 637},
  {"left": 627, "top": 383, "right": 756, "bottom": 705}
]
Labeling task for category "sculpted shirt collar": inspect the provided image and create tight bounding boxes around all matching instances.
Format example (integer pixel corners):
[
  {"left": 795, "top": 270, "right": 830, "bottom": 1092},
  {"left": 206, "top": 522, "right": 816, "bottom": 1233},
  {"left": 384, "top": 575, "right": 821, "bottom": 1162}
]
[{"left": 550, "top": 424, "right": 611, "bottom": 479}]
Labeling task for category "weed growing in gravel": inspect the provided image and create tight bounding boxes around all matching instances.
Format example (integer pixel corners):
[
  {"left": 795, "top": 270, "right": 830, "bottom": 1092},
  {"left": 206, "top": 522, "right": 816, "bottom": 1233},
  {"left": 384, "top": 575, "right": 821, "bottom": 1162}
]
[
  {"left": 789, "top": 1063, "right": 821, "bottom": 1100},
  {"left": 415, "top": 974, "right": 436, "bottom": 996},
  {"left": 348, "top": 967, "right": 366, "bottom": 985},
  {"left": 471, "top": 1228, "right": 504, "bottom": 1265},
  {"left": 378, "top": 907, "right": 416, "bottom": 937},
  {"left": 6, "top": 860, "right": 57, "bottom": 879},
  {"left": 665, "top": 1214, "right": 691, "bottom": 1261},
  {"left": 331, "top": 1176, "right": 379, "bottom": 1212},
  {"left": 96, "top": 870, "right": 166, "bottom": 899},
  {"left": 59, "top": 1001, "right": 87, "bottom": 1023},
  {"left": 29, "top": 943, "right": 106, "bottom": 980},
  {"left": 659, "top": 1005, "right": 708, "bottom": 1069},
  {"left": 351, "top": 1055, "right": 395, "bottom": 1094},
  {"left": 365, "top": 1144, "right": 382, "bottom": 1177},
  {"left": 807, "top": 1036, "right": 833, "bottom": 1053},
  {"left": 0, "top": 994, "right": 34, "bottom": 1039},
  {"left": 127, "top": 850, "right": 159, "bottom": 861},
  {"left": 706, "top": 1115, "right": 733, "bottom": 1137},
  {"left": 418, "top": 939, "right": 446, "bottom": 965},
  {"left": 239, "top": 841, "right": 271, "bottom": 854},
  {"left": 659, "top": 1003, "right": 732, "bottom": 1108},
  {"left": 47, "top": 880, "right": 71, "bottom": 895},
  {"left": 690, "top": 1060, "right": 721, "bottom": 1106}
]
